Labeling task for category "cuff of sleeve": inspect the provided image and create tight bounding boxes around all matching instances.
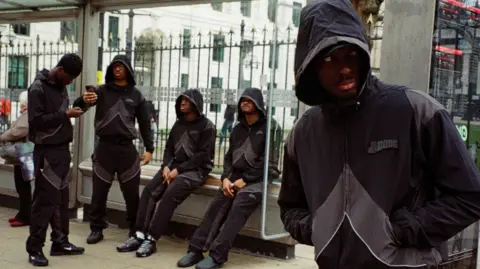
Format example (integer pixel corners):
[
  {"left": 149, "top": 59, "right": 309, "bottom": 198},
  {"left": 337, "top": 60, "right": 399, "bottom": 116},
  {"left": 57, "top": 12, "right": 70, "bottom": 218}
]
[{"left": 146, "top": 148, "right": 154, "bottom": 154}]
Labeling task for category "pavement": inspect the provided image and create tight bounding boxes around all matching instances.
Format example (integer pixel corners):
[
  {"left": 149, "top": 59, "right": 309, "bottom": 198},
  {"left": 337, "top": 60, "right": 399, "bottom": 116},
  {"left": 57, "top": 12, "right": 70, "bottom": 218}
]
[{"left": 0, "top": 206, "right": 317, "bottom": 269}]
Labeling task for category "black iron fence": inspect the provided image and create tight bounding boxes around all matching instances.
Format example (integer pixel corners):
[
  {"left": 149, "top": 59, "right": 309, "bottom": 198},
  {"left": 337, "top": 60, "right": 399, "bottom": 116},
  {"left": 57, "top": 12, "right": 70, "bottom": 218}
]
[{"left": 0, "top": 23, "right": 299, "bottom": 175}]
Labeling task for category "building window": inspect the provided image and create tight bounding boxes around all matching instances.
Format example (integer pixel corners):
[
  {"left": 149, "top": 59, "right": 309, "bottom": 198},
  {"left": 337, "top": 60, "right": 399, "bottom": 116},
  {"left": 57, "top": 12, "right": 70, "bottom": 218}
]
[
  {"left": 181, "top": 74, "right": 189, "bottom": 89},
  {"left": 268, "top": 0, "right": 277, "bottom": 22},
  {"left": 243, "top": 80, "right": 252, "bottom": 88},
  {"left": 269, "top": 43, "right": 280, "bottom": 69},
  {"left": 212, "top": 34, "right": 225, "bottom": 62},
  {"left": 211, "top": 2, "right": 223, "bottom": 11},
  {"left": 108, "top": 16, "right": 119, "bottom": 48},
  {"left": 182, "top": 29, "right": 191, "bottom": 58},
  {"left": 11, "top": 24, "right": 30, "bottom": 36},
  {"left": 8, "top": 56, "right": 28, "bottom": 89},
  {"left": 210, "top": 77, "right": 223, "bottom": 112},
  {"left": 60, "top": 21, "right": 78, "bottom": 43},
  {"left": 292, "top": 2, "right": 302, "bottom": 27},
  {"left": 241, "top": 0, "right": 252, "bottom": 17}
]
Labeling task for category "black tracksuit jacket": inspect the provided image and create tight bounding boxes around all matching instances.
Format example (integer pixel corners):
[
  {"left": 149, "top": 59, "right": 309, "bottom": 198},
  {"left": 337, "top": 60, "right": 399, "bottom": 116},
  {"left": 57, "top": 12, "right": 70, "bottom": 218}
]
[
  {"left": 73, "top": 55, "right": 154, "bottom": 153},
  {"left": 278, "top": 0, "right": 480, "bottom": 268}
]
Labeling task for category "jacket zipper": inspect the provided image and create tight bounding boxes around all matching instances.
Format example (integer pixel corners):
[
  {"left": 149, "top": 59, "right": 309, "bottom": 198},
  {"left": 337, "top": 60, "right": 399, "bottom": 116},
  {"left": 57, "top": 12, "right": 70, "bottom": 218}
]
[{"left": 344, "top": 122, "right": 350, "bottom": 211}]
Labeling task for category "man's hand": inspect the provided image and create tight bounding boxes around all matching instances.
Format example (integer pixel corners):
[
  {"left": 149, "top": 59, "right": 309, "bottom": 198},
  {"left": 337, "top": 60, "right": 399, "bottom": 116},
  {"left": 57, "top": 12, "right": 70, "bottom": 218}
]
[
  {"left": 66, "top": 107, "right": 84, "bottom": 118},
  {"left": 83, "top": 91, "right": 97, "bottom": 104},
  {"left": 233, "top": 178, "right": 246, "bottom": 190},
  {"left": 222, "top": 178, "right": 235, "bottom": 198},
  {"left": 162, "top": 167, "right": 170, "bottom": 180},
  {"left": 163, "top": 168, "right": 178, "bottom": 185},
  {"left": 168, "top": 168, "right": 179, "bottom": 180},
  {"left": 141, "top": 152, "right": 152, "bottom": 166}
]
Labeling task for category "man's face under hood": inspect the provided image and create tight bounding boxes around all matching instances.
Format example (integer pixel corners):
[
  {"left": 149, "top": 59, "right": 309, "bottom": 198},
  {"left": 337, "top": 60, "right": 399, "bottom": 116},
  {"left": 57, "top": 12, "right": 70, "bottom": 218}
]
[
  {"left": 180, "top": 96, "right": 194, "bottom": 114},
  {"left": 239, "top": 97, "right": 257, "bottom": 115},
  {"left": 317, "top": 44, "right": 363, "bottom": 100},
  {"left": 112, "top": 62, "right": 127, "bottom": 81}
]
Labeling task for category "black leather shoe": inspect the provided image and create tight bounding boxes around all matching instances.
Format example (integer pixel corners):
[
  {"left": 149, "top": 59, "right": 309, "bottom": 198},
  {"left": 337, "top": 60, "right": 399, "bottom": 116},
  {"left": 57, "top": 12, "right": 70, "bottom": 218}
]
[
  {"left": 117, "top": 236, "right": 143, "bottom": 252},
  {"left": 28, "top": 252, "right": 49, "bottom": 267},
  {"left": 195, "top": 256, "right": 223, "bottom": 269},
  {"left": 50, "top": 242, "right": 85, "bottom": 256},
  {"left": 86, "top": 231, "right": 104, "bottom": 244},
  {"left": 177, "top": 252, "right": 204, "bottom": 267},
  {"left": 135, "top": 239, "right": 156, "bottom": 258}
]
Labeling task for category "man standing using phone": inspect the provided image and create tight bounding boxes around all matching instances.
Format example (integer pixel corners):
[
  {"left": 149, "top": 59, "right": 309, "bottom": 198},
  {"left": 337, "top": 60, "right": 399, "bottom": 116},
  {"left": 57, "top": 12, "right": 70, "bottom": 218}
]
[
  {"left": 73, "top": 55, "right": 154, "bottom": 247},
  {"left": 26, "top": 53, "right": 91, "bottom": 267}
]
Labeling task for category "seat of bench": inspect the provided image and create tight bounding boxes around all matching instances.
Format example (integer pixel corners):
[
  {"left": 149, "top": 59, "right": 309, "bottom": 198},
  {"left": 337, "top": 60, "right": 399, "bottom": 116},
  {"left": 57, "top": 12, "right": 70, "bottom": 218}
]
[{"left": 78, "top": 158, "right": 281, "bottom": 196}]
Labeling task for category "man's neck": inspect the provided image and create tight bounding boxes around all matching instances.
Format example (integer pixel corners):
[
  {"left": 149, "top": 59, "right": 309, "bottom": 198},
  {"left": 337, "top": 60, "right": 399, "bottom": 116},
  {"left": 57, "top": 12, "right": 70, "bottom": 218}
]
[
  {"left": 114, "top": 80, "right": 128, "bottom": 87},
  {"left": 245, "top": 113, "right": 259, "bottom": 126},
  {"left": 48, "top": 70, "right": 57, "bottom": 84},
  {"left": 184, "top": 112, "right": 197, "bottom": 122}
]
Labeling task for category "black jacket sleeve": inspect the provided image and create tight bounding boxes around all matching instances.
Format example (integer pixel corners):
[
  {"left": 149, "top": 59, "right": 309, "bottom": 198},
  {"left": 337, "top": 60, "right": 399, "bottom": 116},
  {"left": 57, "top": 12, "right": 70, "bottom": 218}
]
[
  {"left": 221, "top": 134, "right": 234, "bottom": 182},
  {"left": 277, "top": 130, "right": 313, "bottom": 246},
  {"left": 161, "top": 124, "right": 176, "bottom": 171},
  {"left": 28, "top": 83, "right": 68, "bottom": 129},
  {"left": 392, "top": 109, "right": 480, "bottom": 248},
  {"left": 176, "top": 122, "right": 216, "bottom": 173},
  {"left": 243, "top": 123, "right": 282, "bottom": 183},
  {"left": 136, "top": 97, "right": 154, "bottom": 153}
]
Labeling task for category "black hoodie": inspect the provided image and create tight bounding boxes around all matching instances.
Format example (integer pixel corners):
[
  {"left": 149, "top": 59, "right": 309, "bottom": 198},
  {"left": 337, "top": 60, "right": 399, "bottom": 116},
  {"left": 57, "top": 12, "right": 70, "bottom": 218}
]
[
  {"left": 73, "top": 55, "right": 154, "bottom": 153},
  {"left": 28, "top": 69, "right": 73, "bottom": 145},
  {"left": 221, "top": 88, "right": 281, "bottom": 184},
  {"left": 161, "top": 89, "right": 216, "bottom": 178},
  {"left": 278, "top": 0, "right": 480, "bottom": 268}
]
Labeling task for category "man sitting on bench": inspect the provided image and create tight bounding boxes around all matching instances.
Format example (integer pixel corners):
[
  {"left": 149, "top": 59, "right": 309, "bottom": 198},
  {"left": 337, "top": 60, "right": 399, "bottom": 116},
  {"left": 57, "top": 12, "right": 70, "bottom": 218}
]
[
  {"left": 116, "top": 89, "right": 216, "bottom": 258},
  {"left": 177, "top": 87, "right": 281, "bottom": 269}
]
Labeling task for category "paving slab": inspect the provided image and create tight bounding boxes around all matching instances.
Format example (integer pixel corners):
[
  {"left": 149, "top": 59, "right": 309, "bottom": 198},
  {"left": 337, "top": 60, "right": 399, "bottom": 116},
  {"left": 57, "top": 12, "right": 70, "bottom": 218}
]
[{"left": 0, "top": 207, "right": 317, "bottom": 269}]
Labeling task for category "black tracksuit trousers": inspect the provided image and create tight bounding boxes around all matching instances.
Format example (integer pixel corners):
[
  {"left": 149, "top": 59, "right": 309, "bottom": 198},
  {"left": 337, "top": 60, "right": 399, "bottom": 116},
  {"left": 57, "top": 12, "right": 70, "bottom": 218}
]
[
  {"left": 26, "top": 144, "right": 71, "bottom": 253},
  {"left": 13, "top": 164, "right": 32, "bottom": 223},
  {"left": 188, "top": 182, "right": 262, "bottom": 264},
  {"left": 89, "top": 140, "right": 141, "bottom": 236},
  {"left": 135, "top": 169, "right": 203, "bottom": 240}
]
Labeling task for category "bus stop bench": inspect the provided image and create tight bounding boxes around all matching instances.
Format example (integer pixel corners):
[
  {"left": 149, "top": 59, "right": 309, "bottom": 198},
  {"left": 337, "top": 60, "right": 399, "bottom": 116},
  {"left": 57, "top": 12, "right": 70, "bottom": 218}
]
[{"left": 78, "top": 159, "right": 296, "bottom": 260}]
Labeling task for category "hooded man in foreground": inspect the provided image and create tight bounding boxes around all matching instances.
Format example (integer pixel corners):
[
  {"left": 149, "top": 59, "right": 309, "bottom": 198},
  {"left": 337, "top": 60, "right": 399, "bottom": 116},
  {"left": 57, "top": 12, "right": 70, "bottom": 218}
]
[
  {"left": 177, "top": 87, "right": 281, "bottom": 269},
  {"left": 116, "top": 89, "right": 216, "bottom": 258},
  {"left": 73, "top": 55, "right": 154, "bottom": 245},
  {"left": 278, "top": 0, "right": 480, "bottom": 268}
]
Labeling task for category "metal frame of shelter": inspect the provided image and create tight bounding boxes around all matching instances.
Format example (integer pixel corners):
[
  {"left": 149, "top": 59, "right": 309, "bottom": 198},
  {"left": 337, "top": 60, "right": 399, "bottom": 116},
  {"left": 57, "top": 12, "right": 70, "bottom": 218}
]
[{"left": 0, "top": 0, "right": 291, "bottom": 242}]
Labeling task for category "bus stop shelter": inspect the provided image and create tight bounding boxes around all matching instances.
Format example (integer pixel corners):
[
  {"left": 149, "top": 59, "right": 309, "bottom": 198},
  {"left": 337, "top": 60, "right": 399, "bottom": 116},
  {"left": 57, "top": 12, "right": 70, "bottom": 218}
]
[{"left": 0, "top": 0, "right": 297, "bottom": 261}]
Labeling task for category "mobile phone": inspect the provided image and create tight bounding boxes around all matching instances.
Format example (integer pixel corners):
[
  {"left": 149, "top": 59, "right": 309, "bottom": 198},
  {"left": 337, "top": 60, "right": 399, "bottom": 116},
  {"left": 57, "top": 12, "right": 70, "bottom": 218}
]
[{"left": 85, "top": 85, "right": 95, "bottom": 92}]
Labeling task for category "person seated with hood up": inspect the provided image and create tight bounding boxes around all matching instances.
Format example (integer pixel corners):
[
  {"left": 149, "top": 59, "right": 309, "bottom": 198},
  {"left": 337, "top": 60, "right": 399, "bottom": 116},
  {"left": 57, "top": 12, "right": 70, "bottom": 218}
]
[
  {"left": 72, "top": 54, "right": 154, "bottom": 246},
  {"left": 116, "top": 89, "right": 216, "bottom": 258},
  {"left": 177, "top": 87, "right": 281, "bottom": 269}
]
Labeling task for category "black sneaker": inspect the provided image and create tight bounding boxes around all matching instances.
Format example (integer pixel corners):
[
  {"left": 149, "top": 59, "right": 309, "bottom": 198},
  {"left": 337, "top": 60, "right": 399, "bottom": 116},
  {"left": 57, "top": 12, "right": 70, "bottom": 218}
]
[
  {"left": 28, "top": 251, "right": 49, "bottom": 267},
  {"left": 177, "top": 252, "right": 204, "bottom": 267},
  {"left": 86, "top": 231, "right": 104, "bottom": 244},
  {"left": 50, "top": 242, "right": 85, "bottom": 256},
  {"left": 135, "top": 239, "right": 156, "bottom": 258},
  {"left": 195, "top": 256, "right": 223, "bottom": 269},
  {"left": 117, "top": 236, "right": 143, "bottom": 252}
]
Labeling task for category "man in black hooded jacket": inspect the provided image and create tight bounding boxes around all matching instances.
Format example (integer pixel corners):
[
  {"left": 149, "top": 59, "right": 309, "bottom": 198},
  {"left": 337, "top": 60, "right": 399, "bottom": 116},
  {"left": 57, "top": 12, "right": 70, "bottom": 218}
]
[
  {"left": 26, "top": 53, "right": 88, "bottom": 267},
  {"left": 116, "top": 89, "right": 216, "bottom": 258},
  {"left": 278, "top": 1, "right": 480, "bottom": 269},
  {"left": 177, "top": 88, "right": 281, "bottom": 269},
  {"left": 73, "top": 55, "right": 154, "bottom": 245}
]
